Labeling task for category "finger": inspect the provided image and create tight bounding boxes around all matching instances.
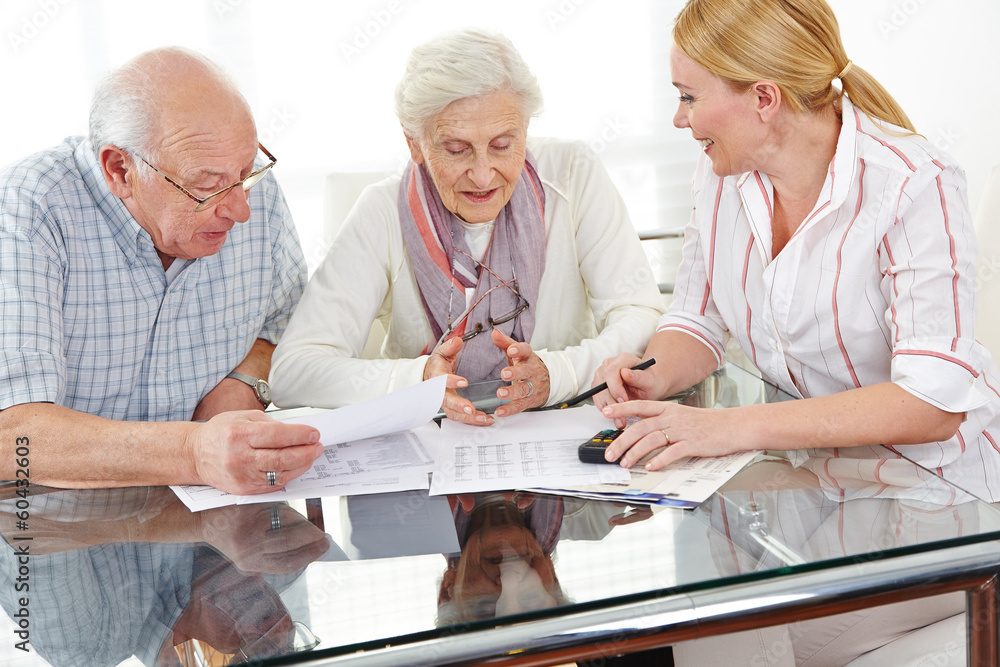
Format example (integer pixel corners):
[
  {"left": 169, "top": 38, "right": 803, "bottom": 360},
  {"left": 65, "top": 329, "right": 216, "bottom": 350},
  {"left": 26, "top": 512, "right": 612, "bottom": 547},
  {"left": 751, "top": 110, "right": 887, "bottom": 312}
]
[
  {"left": 490, "top": 328, "right": 517, "bottom": 359},
  {"left": 241, "top": 420, "right": 322, "bottom": 450},
  {"left": 644, "top": 440, "right": 694, "bottom": 470},
  {"left": 442, "top": 389, "right": 484, "bottom": 421},
  {"left": 253, "top": 442, "right": 325, "bottom": 485},
  {"left": 445, "top": 373, "right": 469, "bottom": 389},
  {"left": 442, "top": 403, "right": 494, "bottom": 426},
  {"left": 601, "top": 399, "right": 673, "bottom": 422},
  {"left": 457, "top": 495, "right": 476, "bottom": 512},
  {"left": 604, "top": 418, "right": 670, "bottom": 466}
]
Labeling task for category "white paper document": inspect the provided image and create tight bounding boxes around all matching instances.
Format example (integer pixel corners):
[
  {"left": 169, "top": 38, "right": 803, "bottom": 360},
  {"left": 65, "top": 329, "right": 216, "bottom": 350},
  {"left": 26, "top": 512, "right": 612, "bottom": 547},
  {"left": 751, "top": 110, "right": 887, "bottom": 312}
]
[
  {"left": 277, "top": 375, "right": 447, "bottom": 446},
  {"left": 171, "top": 377, "right": 446, "bottom": 512},
  {"left": 429, "top": 405, "right": 630, "bottom": 495},
  {"left": 530, "top": 449, "right": 761, "bottom": 509}
]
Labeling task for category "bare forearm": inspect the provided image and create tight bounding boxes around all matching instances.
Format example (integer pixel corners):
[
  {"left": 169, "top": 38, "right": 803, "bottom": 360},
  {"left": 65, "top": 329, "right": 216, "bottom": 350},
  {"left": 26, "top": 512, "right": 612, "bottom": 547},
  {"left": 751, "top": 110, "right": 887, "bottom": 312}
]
[
  {"left": 0, "top": 403, "right": 198, "bottom": 488},
  {"left": 738, "top": 382, "right": 964, "bottom": 451},
  {"left": 644, "top": 330, "right": 720, "bottom": 398},
  {"left": 234, "top": 338, "right": 275, "bottom": 379}
]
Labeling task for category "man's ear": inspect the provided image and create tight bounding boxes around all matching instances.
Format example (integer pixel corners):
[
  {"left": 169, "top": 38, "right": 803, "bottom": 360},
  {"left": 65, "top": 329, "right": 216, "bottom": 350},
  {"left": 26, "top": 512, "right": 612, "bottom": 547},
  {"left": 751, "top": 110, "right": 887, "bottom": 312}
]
[
  {"left": 99, "top": 145, "right": 136, "bottom": 200},
  {"left": 404, "top": 133, "right": 425, "bottom": 165},
  {"left": 751, "top": 81, "right": 782, "bottom": 123}
]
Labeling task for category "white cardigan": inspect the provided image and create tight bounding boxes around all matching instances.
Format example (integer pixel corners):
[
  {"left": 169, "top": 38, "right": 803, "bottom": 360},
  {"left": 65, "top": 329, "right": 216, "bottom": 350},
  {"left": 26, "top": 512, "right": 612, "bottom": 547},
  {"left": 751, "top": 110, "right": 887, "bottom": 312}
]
[{"left": 270, "top": 138, "right": 665, "bottom": 408}]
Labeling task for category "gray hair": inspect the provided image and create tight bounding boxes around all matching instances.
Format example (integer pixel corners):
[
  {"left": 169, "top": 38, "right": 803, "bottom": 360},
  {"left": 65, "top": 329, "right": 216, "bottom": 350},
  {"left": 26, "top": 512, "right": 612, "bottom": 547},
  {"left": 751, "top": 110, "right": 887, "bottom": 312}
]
[
  {"left": 395, "top": 29, "right": 544, "bottom": 139},
  {"left": 88, "top": 47, "right": 246, "bottom": 174}
]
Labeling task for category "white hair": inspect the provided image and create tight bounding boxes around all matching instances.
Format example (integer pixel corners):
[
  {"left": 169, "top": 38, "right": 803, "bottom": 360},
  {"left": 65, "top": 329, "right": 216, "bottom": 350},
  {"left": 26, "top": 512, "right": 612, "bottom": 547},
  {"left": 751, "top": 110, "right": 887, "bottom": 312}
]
[
  {"left": 395, "top": 29, "right": 544, "bottom": 139},
  {"left": 88, "top": 46, "right": 247, "bottom": 178}
]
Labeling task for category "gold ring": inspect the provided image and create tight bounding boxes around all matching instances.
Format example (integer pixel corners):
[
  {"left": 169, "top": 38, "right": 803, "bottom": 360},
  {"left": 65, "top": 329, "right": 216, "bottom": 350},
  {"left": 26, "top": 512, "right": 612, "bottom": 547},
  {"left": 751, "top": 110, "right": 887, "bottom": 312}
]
[{"left": 661, "top": 429, "right": 670, "bottom": 443}]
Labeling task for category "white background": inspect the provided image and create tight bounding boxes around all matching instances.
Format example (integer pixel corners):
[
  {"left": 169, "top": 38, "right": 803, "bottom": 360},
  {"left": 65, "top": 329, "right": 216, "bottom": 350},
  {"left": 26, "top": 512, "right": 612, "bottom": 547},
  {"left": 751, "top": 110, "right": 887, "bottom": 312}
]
[{"left": 2, "top": 0, "right": 998, "bottom": 278}]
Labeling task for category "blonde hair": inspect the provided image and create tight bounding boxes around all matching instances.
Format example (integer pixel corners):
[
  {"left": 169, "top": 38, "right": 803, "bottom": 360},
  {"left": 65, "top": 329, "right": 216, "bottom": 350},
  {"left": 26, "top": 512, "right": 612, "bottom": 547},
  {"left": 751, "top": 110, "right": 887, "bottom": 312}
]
[{"left": 673, "top": 0, "right": 916, "bottom": 133}]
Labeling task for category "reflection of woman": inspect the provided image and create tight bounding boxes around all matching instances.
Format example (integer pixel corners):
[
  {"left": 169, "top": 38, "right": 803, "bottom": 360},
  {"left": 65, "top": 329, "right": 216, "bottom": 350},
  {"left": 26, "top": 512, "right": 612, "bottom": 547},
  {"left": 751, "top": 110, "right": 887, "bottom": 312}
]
[
  {"left": 595, "top": 0, "right": 1000, "bottom": 503},
  {"left": 437, "top": 494, "right": 567, "bottom": 624},
  {"left": 686, "top": 454, "right": 975, "bottom": 665},
  {"left": 270, "top": 29, "right": 664, "bottom": 425}
]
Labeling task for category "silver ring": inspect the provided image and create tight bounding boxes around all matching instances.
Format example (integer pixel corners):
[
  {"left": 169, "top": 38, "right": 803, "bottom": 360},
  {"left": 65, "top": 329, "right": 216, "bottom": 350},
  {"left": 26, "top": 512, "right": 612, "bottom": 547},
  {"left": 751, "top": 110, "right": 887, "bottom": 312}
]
[
  {"left": 266, "top": 470, "right": 277, "bottom": 486},
  {"left": 269, "top": 506, "right": 281, "bottom": 530},
  {"left": 522, "top": 380, "right": 534, "bottom": 397},
  {"left": 661, "top": 429, "right": 670, "bottom": 443}
]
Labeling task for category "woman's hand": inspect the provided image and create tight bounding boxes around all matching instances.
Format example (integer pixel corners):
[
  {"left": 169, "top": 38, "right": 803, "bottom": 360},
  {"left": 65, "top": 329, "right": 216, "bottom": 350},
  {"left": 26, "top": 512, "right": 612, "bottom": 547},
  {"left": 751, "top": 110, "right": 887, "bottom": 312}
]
[
  {"left": 592, "top": 353, "right": 666, "bottom": 427},
  {"left": 424, "top": 336, "right": 494, "bottom": 425},
  {"left": 601, "top": 400, "right": 747, "bottom": 470},
  {"left": 492, "top": 329, "right": 549, "bottom": 417}
]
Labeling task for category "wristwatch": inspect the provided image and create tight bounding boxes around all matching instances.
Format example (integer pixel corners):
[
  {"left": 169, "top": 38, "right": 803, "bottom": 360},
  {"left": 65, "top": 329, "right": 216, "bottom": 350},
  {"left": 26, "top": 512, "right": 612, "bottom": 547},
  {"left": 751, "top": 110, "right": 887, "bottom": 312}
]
[{"left": 226, "top": 371, "right": 272, "bottom": 408}]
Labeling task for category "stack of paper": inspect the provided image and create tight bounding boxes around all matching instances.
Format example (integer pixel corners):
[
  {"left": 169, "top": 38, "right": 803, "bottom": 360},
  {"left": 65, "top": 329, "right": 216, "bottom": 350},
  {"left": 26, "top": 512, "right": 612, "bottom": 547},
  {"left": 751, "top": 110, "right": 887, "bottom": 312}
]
[{"left": 171, "top": 376, "right": 447, "bottom": 512}]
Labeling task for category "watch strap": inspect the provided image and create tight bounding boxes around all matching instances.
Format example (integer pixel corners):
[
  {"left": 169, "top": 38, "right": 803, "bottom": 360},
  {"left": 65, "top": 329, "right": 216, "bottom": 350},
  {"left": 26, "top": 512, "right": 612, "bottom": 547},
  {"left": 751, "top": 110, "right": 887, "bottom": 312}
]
[{"left": 226, "top": 371, "right": 271, "bottom": 407}]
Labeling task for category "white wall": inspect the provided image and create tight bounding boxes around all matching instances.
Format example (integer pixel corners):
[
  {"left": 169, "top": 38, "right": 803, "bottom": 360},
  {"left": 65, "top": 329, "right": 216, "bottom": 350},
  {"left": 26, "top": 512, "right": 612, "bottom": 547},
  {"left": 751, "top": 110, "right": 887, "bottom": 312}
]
[{"left": 1, "top": 0, "right": 997, "bottom": 274}]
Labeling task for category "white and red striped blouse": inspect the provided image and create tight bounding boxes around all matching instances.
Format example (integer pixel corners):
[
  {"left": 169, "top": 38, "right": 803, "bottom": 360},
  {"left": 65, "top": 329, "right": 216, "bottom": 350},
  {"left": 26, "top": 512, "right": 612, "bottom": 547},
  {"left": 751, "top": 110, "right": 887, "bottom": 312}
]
[{"left": 660, "top": 96, "right": 1000, "bottom": 501}]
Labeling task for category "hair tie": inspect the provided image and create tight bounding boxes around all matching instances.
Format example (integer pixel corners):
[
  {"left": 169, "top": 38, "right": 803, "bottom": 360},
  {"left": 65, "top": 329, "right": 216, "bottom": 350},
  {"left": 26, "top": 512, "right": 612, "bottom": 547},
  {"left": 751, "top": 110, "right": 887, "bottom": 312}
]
[{"left": 837, "top": 60, "right": 853, "bottom": 79}]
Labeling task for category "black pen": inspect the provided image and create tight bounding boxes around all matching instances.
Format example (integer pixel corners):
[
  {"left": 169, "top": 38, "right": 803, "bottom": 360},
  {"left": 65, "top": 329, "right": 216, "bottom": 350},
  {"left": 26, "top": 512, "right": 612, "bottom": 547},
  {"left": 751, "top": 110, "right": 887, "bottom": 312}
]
[{"left": 532, "top": 358, "right": 657, "bottom": 411}]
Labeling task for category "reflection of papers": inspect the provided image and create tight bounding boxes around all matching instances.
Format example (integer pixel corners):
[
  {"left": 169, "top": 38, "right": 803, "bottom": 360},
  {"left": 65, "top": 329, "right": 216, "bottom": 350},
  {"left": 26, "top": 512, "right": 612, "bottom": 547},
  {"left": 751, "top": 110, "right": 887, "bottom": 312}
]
[
  {"left": 429, "top": 406, "right": 630, "bottom": 495},
  {"left": 170, "top": 378, "right": 446, "bottom": 512},
  {"left": 531, "top": 450, "right": 761, "bottom": 510},
  {"left": 341, "top": 491, "right": 460, "bottom": 559}
]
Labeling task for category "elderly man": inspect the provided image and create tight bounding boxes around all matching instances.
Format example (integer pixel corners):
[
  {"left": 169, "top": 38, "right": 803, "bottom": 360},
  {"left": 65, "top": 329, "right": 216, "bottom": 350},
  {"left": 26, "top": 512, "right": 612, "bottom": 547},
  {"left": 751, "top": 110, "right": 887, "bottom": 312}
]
[{"left": 0, "top": 47, "right": 322, "bottom": 495}]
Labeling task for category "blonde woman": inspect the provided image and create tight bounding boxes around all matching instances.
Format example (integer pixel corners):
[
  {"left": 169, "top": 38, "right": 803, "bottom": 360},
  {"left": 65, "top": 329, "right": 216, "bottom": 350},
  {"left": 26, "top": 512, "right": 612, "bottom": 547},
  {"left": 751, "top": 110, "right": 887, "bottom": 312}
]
[{"left": 594, "top": 1, "right": 996, "bottom": 662}]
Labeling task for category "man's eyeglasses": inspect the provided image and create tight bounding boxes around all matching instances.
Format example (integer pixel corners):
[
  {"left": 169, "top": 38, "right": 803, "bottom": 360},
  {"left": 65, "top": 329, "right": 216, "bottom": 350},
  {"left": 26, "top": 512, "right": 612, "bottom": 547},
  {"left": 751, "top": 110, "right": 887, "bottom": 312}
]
[
  {"left": 139, "top": 142, "right": 277, "bottom": 212},
  {"left": 447, "top": 249, "right": 530, "bottom": 342}
]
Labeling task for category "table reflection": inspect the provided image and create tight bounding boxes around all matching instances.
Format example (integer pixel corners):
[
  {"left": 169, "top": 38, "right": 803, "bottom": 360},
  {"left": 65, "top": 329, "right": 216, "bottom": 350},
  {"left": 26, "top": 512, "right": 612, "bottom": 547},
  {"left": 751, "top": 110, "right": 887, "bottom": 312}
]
[
  {"left": 437, "top": 493, "right": 652, "bottom": 625},
  {"left": 0, "top": 488, "right": 327, "bottom": 666}
]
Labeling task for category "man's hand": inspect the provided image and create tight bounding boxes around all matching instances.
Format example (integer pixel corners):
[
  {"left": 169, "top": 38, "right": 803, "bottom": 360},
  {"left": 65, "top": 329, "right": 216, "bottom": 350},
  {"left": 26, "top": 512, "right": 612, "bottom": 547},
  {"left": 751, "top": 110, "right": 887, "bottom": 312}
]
[
  {"left": 185, "top": 411, "right": 323, "bottom": 495},
  {"left": 424, "top": 336, "right": 494, "bottom": 426},
  {"left": 492, "top": 329, "right": 549, "bottom": 417},
  {"left": 200, "top": 503, "right": 329, "bottom": 573}
]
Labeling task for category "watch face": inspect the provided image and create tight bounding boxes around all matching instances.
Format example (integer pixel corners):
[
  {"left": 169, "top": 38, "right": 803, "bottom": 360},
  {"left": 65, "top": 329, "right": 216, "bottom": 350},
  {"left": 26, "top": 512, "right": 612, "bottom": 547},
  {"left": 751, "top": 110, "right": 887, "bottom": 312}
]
[{"left": 256, "top": 380, "right": 272, "bottom": 405}]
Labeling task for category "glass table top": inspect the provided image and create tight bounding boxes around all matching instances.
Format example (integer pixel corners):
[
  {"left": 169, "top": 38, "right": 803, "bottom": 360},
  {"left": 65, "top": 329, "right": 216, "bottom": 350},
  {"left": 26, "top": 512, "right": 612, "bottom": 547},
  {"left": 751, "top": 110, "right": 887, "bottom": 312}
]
[{"left": 3, "top": 363, "right": 999, "bottom": 666}]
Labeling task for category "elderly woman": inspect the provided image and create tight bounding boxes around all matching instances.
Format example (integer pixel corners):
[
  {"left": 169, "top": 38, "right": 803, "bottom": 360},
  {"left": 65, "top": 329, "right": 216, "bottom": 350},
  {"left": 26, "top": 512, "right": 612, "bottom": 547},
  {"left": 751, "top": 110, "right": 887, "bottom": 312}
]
[
  {"left": 593, "top": 0, "right": 1000, "bottom": 663},
  {"left": 270, "top": 29, "right": 664, "bottom": 424}
]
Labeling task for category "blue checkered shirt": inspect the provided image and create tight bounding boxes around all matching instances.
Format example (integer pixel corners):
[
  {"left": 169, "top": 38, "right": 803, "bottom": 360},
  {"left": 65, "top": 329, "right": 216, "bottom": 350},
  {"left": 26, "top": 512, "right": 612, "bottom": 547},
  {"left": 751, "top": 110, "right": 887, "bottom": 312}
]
[{"left": 0, "top": 137, "right": 306, "bottom": 421}]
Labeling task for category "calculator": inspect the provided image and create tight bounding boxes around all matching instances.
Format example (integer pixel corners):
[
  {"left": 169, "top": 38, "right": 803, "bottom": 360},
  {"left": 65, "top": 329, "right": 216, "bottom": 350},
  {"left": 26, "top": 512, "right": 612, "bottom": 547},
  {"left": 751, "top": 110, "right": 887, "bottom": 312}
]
[{"left": 577, "top": 428, "right": 624, "bottom": 464}]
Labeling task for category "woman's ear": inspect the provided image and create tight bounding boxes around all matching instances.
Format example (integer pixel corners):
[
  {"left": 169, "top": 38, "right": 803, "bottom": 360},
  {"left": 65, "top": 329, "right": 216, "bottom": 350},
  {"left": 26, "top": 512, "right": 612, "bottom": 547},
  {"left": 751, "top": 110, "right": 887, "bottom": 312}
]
[
  {"left": 751, "top": 81, "right": 782, "bottom": 123},
  {"left": 405, "top": 134, "right": 425, "bottom": 165}
]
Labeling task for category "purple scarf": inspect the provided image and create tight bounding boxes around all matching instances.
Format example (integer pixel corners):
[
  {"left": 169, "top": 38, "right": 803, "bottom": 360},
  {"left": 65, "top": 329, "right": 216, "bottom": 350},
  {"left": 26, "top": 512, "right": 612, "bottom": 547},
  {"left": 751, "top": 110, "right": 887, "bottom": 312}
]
[{"left": 399, "top": 152, "right": 546, "bottom": 381}]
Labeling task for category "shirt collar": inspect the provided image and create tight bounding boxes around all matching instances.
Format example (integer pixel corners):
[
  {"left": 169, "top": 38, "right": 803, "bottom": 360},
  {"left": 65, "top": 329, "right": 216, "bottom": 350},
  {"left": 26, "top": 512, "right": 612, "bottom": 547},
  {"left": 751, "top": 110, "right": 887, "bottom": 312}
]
[
  {"left": 736, "top": 94, "right": 861, "bottom": 237},
  {"left": 75, "top": 138, "right": 158, "bottom": 265}
]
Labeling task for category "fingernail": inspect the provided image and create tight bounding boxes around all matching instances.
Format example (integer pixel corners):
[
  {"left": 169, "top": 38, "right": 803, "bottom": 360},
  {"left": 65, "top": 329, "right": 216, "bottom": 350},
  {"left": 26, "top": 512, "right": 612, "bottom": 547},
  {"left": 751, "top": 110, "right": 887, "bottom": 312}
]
[
  {"left": 508, "top": 346, "right": 517, "bottom": 355},
  {"left": 645, "top": 463, "right": 653, "bottom": 470},
  {"left": 476, "top": 414, "right": 487, "bottom": 423},
  {"left": 616, "top": 397, "right": 624, "bottom": 403},
  {"left": 494, "top": 408, "right": 505, "bottom": 417},
  {"left": 464, "top": 406, "right": 473, "bottom": 415},
  {"left": 457, "top": 379, "right": 468, "bottom": 387},
  {"left": 602, "top": 406, "right": 612, "bottom": 415},
  {"left": 309, "top": 431, "right": 320, "bottom": 443},
  {"left": 498, "top": 389, "right": 508, "bottom": 398},
  {"left": 620, "top": 459, "right": 629, "bottom": 468},
  {"left": 501, "top": 370, "right": 512, "bottom": 380}
]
